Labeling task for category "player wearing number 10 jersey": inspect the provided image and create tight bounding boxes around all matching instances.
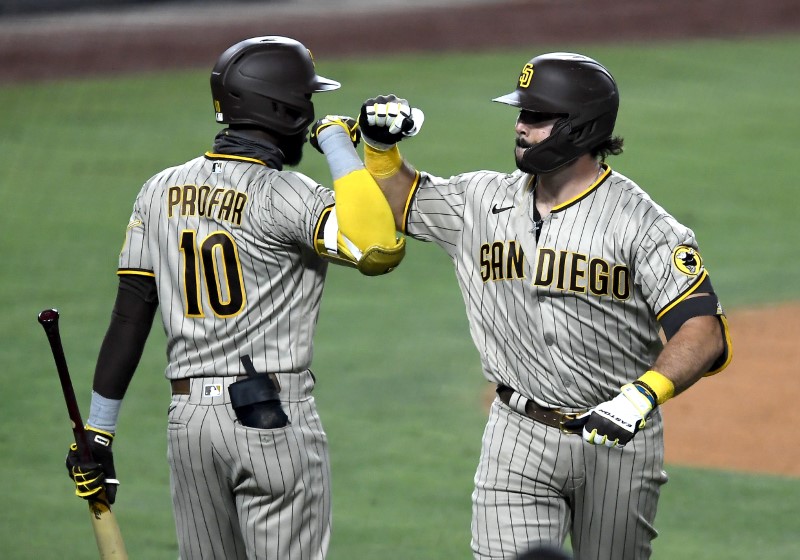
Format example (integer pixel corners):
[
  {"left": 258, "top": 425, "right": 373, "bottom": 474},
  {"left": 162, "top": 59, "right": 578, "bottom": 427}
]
[{"left": 68, "top": 36, "right": 404, "bottom": 560}]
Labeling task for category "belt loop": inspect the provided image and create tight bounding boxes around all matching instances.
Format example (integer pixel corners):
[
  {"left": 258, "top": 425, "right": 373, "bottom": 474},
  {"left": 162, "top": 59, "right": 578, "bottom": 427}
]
[{"left": 508, "top": 391, "right": 529, "bottom": 416}]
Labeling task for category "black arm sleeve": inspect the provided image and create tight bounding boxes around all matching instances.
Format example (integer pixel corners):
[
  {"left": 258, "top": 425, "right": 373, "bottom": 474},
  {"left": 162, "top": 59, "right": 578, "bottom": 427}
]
[
  {"left": 92, "top": 275, "right": 159, "bottom": 399},
  {"left": 659, "top": 276, "right": 718, "bottom": 340},
  {"left": 659, "top": 275, "right": 731, "bottom": 374}
]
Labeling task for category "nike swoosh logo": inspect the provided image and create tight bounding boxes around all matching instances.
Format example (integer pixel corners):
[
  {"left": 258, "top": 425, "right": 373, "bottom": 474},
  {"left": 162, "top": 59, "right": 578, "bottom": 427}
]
[{"left": 491, "top": 204, "right": 514, "bottom": 214}]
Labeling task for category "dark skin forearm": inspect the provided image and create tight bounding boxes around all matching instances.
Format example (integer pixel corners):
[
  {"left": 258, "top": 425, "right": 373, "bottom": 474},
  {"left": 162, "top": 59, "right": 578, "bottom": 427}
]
[{"left": 651, "top": 314, "right": 724, "bottom": 395}]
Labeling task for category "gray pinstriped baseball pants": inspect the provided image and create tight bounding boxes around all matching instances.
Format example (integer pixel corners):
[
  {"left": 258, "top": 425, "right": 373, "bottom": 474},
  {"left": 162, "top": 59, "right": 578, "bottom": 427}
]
[
  {"left": 472, "top": 397, "right": 667, "bottom": 559},
  {"left": 167, "top": 372, "right": 331, "bottom": 559}
]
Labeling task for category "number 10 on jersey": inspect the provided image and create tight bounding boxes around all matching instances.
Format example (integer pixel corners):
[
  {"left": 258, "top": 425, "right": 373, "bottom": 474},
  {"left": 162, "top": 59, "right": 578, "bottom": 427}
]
[{"left": 180, "top": 229, "right": 246, "bottom": 318}]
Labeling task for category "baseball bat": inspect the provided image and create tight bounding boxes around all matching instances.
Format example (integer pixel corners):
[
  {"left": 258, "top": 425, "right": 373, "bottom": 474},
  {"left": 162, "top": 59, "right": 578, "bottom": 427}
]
[{"left": 38, "top": 308, "right": 129, "bottom": 559}]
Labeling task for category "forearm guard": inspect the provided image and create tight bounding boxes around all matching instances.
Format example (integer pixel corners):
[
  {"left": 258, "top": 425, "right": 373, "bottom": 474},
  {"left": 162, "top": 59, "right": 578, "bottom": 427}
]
[{"left": 316, "top": 166, "right": 406, "bottom": 275}]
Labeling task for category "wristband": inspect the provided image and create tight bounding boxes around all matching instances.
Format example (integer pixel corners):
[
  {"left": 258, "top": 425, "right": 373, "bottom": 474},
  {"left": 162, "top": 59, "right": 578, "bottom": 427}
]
[
  {"left": 317, "top": 126, "right": 363, "bottom": 181},
  {"left": 87, "top": 390, "right": 122, "bottom": 433},
  {"left": 364, "top": 144, "right": 403, "bottom": 178},
  {"left": 637, "top": 370, "right": 675, "bottom": 405}
]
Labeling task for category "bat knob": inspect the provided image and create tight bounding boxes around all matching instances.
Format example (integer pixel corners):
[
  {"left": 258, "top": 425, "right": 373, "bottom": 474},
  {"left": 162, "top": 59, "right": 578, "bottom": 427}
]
[{"left": 38, "top": 308, "right": 60, "bottom": 325}]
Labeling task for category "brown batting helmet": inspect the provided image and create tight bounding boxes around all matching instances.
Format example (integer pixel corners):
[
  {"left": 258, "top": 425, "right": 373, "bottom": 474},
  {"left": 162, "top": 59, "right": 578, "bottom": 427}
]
[
  {"left": 493, "top": 52, "right": 619, "bottom": 173},
  {"left": 210, "top": 36, "right": 340, "bottom": 136}
]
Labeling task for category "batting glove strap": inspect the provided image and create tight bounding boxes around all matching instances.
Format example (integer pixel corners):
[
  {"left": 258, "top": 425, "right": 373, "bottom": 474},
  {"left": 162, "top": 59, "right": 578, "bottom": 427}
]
[
  {"left": 86, "top": 425, "right": 115, "bottom": 446},
  {"left": 620, "top": 382, "right": 656, "bottom": 418}
]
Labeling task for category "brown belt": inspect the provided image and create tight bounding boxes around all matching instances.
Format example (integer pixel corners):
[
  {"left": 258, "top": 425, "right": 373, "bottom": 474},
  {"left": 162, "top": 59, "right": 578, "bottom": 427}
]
[
  {"left": 171, "top": 378, "right": 191, "bottom": 395},
  {"left": 496, "top": 385, "right": 582, "bottom": 434}
]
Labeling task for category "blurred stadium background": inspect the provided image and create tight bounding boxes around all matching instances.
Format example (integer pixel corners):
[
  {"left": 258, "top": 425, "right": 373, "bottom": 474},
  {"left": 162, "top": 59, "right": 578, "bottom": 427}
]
[
  {"left": 3, "top": 0, "right": 799, "bottom": 82},
  {"left": 1, "top": 0, "right": 268, "bottom": 16}
]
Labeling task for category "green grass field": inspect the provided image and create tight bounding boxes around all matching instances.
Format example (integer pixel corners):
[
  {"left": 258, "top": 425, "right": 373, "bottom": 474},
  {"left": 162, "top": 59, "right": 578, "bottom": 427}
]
[{"left": 1, "top": 36, "right": 798, "bottom": 558}]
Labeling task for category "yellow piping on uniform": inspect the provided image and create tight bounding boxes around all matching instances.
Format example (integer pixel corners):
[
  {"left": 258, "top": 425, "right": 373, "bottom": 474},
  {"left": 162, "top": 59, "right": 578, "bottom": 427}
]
[
  {"left": 551, "top": 164, "right": 611, "bottom": 212},
  {"left": 705, "top": 313, "right": 733, "bottom": 376},
  {"left": 401, "top": 171, "right": 421, "bottom": 235},
  {"left": 656, "top": 269, "right": 708, "bottom": 320},
  {"left": 313, "top": 206, "right": 334, "bottom": 256},
  {"left": 117, "top": 269, "right": 156, "bottom": 277}
]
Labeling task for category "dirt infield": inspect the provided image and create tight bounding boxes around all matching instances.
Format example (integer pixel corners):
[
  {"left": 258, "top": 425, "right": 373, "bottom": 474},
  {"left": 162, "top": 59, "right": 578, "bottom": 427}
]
[
  {"left": 4, "top": 0, "right": 798, "bottom": 478},
  {"left": 662, "top": 303, "right": 800, "bottom": 478}
]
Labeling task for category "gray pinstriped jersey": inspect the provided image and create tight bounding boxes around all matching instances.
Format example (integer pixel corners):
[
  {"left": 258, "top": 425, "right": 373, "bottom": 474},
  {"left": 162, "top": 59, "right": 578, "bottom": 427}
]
[
  {"left": 119, "top": 153, "right": 333, "bottom": 380},
  {"left": 406, "top": 165, "right": 710, "bottom": 409}
]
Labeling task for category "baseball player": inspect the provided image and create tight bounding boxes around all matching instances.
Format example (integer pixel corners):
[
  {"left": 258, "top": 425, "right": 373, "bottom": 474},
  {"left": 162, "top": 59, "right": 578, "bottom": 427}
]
[
  {"left": 63, "top": 36, "right": 404, "bottom": 560},
  {"left": 357, "top": 53, "right": 732, "bottom": 559}
]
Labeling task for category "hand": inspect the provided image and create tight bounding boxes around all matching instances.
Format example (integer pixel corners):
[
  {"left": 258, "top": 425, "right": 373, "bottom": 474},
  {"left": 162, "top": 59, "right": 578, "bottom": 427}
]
[
  {"left": 65, "top": 426, "right": 119, "bottom": 504},
  {"left": 310, "top": 115, "right": 361, "bottom": 154},
  {"left": 563, "top": 382, "right": 656, "bottom": 448},
  {"left": 358, "top": 94, "right": 424, "bottom": 150}
]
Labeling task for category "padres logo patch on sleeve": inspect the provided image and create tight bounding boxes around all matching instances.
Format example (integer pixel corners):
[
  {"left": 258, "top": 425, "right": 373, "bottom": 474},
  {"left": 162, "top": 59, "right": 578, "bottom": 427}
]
[{"left": 672, "top": 245, "right": 703, "bottom": 276}]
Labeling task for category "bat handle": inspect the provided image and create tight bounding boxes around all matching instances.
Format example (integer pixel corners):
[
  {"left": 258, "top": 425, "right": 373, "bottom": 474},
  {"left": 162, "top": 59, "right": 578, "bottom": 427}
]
[
  {"left": 38, "top": 308, "right": 93, "bottom": 462},
  {"left": 39, "top": 309, "right": 128, "bottom": 558}
]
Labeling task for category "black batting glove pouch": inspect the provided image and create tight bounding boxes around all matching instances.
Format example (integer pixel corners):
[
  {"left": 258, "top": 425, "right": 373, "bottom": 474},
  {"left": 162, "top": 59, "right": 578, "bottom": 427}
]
[{"left": 229, "top": 375, "right": 288, "bottom": 429}]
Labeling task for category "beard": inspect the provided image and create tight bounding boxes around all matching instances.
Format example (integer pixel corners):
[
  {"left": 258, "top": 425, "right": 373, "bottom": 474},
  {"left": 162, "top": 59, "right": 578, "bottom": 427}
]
[
  {"left": 514, "top": 137, "right": 534, "bottom": 169},
  {"left": 279, "top": 131, "right": 307, "bottom": 167}
]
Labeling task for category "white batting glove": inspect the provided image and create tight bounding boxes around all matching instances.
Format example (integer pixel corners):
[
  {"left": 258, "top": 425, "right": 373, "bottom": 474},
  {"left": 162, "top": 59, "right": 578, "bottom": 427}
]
[
  {"left": 358, "top": 94, "right": 424, "bottom": 150},
  {"left": 565, "top": 383, "right": 656, "bottom": 448}
]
